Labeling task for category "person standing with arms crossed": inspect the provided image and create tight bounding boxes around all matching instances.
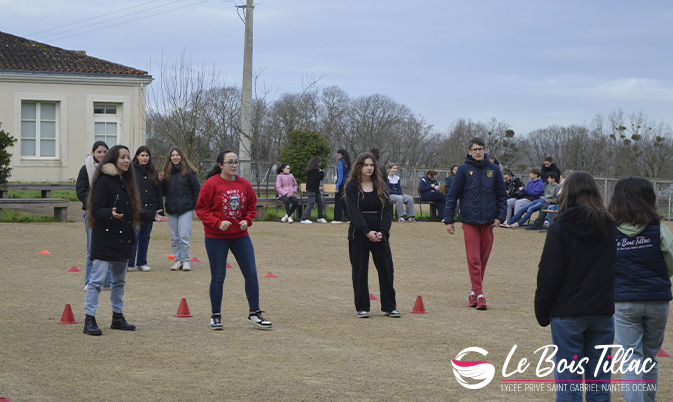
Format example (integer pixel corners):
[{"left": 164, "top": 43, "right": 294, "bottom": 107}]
[{"left": 444, "top": 137, "right": 507, "bottom": 310}]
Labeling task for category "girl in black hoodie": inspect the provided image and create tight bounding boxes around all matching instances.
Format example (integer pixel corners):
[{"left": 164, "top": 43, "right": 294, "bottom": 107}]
[{"left": 535, "top": 171, "right": 616, "bottom": 401}]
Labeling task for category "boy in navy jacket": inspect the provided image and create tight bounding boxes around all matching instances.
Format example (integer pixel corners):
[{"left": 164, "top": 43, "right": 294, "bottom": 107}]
[{"left": 445, "top": 137, "right": 508, "bottom": 310}]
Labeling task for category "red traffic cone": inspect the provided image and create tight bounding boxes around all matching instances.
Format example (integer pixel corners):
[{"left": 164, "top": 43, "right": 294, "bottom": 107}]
[
  {"left": 411, "top": 295, "right": 427, "bottom": 314},
  {"left": 0, "top": 398, "right": 13, "bottom": 402},
  {"left": 67, "top": 266, "right": 80, "bottom": 272},
  {"left": 226, "top": 263, "right": 234, "bottom": 269},
  {"left": 190, "top": 257, "right": 201, "bottom": 262},
  {"left": 40, "top": 250, "right": 50, "bottom": 255},
  {"left": 657, "top": 348, "right": 670, "bottom": 357},
  {"left": 369, "top": 293, "right": 378, "bottom": 301},
  {"left": 59, "top": 304, "right": 78, "bottom": 324},
  {"left": 175, "top": 298, "right": 193, "bottom": 317},
  {"left": 262, "top": 272, "right": 277, "bottom": 278},
  {"left": 167, "top": 254, "right": 175, "bottom": 260}
]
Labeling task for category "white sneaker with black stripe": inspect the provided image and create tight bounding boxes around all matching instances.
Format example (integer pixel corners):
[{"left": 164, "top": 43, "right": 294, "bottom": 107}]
[
  {"left": 247, "top": 310, "right": 272, "bottom": 330},
  {"left": 210, "top": 314, "right": 223, "bottom": 330}
]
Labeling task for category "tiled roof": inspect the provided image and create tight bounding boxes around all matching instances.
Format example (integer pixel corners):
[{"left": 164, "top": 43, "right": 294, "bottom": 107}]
[{"left": 0, "top": 31, "right": 148, "bottom": 76}]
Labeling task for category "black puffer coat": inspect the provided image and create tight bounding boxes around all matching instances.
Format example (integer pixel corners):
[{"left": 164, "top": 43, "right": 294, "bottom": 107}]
[
  {"left": 162, "top": 165, "right": 200, "bottom": 215},
  {"left": 134, "top": 164, "right": 164, "bottom": 222},
  {"left": 90, "top": 163, "right": 136, "bottom": 262}
]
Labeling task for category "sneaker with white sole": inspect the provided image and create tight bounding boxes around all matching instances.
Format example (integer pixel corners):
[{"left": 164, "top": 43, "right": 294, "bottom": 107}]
[
  {"left": 407, "top": 217, "right": 416, "bottom": 222},
  {"left": 300, "top": 219, "right": 312, "bottom": 224},
  {"left": 357, "top": 310, "right": 370, "bottom": 318},
  {"left": 247, "top": 311, "right": 272, "bottom": 329},
  {"left": 499, "top": 222, "right": 512, "bottom": 228},
  {"left": 385, "top": 309, "right": 401, "bottom": 318},
  {"left": 210, "top": 314, "right": 223, "bottom": 330},
  {"left": 316, "top": 218, "right": 328, "bottom": 223},
  {"left": 182, "top": 262, "right": 191, "bottom": 271},
  {"left": 171, "top": 261, "right": 183, "bottom": 271},
  {"left": 138, "top": 265, "right": 151, "bottom": 272},
  {"left": 398, "top": 218, "right": 405, "bottom": 222},
  {"left": 331, "top": 220, "right": 342, "bottom": 224},
  {"left": 510, "top": 222, "right": 519, "bottom": 229},
  {"left": 287, "top": 217, "right": 293, "bottom": 223},
  {"left": 281, "top": 214, "right": 288, "bottom": 222}
]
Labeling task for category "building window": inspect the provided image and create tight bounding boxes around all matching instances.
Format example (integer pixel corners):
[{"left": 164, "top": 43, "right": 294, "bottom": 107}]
[
  {"left": 21, "top": 102, "right": 58, "bottom": 157},
  {"left": 94, "top": 103, "right": 120, "bottom": 146}
]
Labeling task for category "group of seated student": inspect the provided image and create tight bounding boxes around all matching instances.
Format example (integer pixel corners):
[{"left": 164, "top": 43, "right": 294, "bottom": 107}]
[
  {"left": 524, "top": 170, "right": 573, "bottom": 231},
  {"left": 504, "top": 168, "right": 544, "bottom": 222},
  {"left": 500, "top": 171, "right": 560, "bottom": 228}
]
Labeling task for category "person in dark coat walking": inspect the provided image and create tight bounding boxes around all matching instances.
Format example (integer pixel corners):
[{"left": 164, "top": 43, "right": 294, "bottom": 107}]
[
  {"left": 83, "top": 145, "right": 141, "bottom": 335},
  {"left": 161, "top": 147, "right": 200, "bottom": 271},
  {"left": 535, "top": 171, "right": 616, "bottom": 401},
  {"left": 127, "top": 146, "right": 168, "bottom": 272}
]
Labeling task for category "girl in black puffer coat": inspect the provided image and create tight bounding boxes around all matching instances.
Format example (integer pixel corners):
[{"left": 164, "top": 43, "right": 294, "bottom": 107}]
[{"left": 161, "top": 147, "right": 200, "bottom": 271}]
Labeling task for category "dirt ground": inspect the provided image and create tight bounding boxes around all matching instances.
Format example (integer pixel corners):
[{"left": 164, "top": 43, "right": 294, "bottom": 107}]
[{"left": 0, "top": 219, "right": 672, "bottom": 402}]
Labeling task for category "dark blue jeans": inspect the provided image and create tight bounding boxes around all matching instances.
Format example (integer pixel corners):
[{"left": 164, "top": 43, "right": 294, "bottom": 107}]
[
  {"left": 550, "top": 316, "right": 614, "bottom": 402},
  {"left": 205, "top": 236, "right": 260, "bottom": 314},
  {"left": 128, "top": 221, "right": 153, "bottom": 267},
  {"left": 419, "top": 191, "right": 446, "bottom": 220}
]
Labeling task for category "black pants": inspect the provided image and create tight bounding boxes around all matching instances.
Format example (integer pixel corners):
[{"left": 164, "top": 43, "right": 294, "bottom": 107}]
[
  {"left": 279, "top": 195, "right": 298, "bottom": 217},
  {"left": 348, "top": 217, "right": 396, "bottom": 312},
  {"left": 334, "top": 184, "right": 348, "bottom": 221}
]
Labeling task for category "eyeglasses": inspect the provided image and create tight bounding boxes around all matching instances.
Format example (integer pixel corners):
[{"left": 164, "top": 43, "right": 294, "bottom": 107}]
[
  {"left": 470, "top": 147, "right": 485, "bottom": 153},
  {"left": 224, "top": 160, "right": 239, "bottom": 166}
]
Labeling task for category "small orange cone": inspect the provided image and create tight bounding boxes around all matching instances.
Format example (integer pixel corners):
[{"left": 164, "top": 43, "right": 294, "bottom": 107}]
[
  {"left": 59, "top": 304, "right": 78, "bottom": 324},
  {"left": 657, "top": 348, "right": 670, "bottom": 357},
  {"left": 226, "top": 263, "right": 234, "bottom": 269},
  {"left": 369, "top": 293, "right": 378, "bottom": 301},
  {"left": 190, "top": 257, "right": 201, "bottom": 262},
  {"left": 40, "top": 250, "right": 50, "bottom": 255},
  {"left": 167, "top": 254, "right": 175, "bottom": 260},
  {"left": 67, "top": 266, "right": 80, "bottom": 272},
  {"left": 175, "top": 298, "right": 192, "bottom": 317},
  {"left": 411, "top": 295, "right": 427, "bottom": 314},
  {"left": 262, "top": 272, "right": 277, "bottom": 278}
]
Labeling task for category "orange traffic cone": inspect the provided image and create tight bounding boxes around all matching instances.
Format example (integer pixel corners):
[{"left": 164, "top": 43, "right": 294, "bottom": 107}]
[
  {"left": 226, "top": 263, "right": 234, "bottom": 269},
  {"left": 411, "top": 295, "right": 427, "bottom": 314},
  {"left": 67, "top": 266, "right": 80, "bottom": 272},
  {"left": 167, "top": 254, "right": 175, "bottom": 260},
  {"left": 262, "top": 272, "right": 277, "bottom": 278},
  {"left": 369, "top": 293, "right": 378, "bottom": 301},
  {"left": 175, "top": 298, "right": 192, "bottom": 317},
  {"left": 190, "top": 257, "right": 201, "bottom": 262},
  {"left": 657, "top": 348, "right": 670, "bottom": 357},
  {"left": 40, "top": 250, "right": 50, "bottom": 255},
  {"left": 59, "top": 304, "right": 78, "bottom": 324}
]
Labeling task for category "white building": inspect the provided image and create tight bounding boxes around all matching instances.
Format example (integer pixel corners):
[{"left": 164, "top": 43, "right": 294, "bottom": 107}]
[{"left": 0, "top": 31, "right": 152, "bottom": 182}]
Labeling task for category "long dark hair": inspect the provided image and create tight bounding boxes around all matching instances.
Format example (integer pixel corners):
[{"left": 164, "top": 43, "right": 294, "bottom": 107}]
[
  {"left": 132, "top": 145, "right": 159, "bottom": 185},
  {"left": 206, "top": 150, "right": 236, "bottom": 179},
  {"left": 608, "top": 177, "right": 662, "bottom": 225},
  {"left": 87, "top": 145, "right": 140, "bottom": 228},
  {"left": 556, "top": 171, "right": 613, "bottom": 236},
  {"left": 276, "top": 163, "right": 290, "bottom": 175},
  {"left": 450, "top": 165, "right": 458, "bottom": 176},
  {"left": 348, "top": 152, "right": 388, "bottom": 205},
  {"left": 337, "top": 148, "right": 351, "bottom": 168},
  {"left": 306, "top": 156, "right": 321, "bottom": 172},
  {"left": 162, "top": 147, "right": 198, "bottom": 180}
]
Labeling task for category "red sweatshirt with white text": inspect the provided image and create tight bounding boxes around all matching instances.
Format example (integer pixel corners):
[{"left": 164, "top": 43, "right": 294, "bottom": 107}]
[{"left": 196, "top": 175, "right": 257, "bottom": 239}]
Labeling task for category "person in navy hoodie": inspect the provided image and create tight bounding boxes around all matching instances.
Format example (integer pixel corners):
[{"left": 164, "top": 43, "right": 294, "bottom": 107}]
[
  {"left": 444, "top": 137, "right": 507, "bottom": 310},
  {"left": 608, "top": 177, "right": 673, "bottom": 402},
  {"left": 418, "top": 170, "right": 446, "bottom": 221},
  {"left": 332, "top": 148, "right": 352, "bottom": 224}
]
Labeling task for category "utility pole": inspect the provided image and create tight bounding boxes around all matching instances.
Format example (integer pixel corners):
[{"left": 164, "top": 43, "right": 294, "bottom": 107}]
[{"left": 238, "top": 0, "right": 254, "bottom": 179}]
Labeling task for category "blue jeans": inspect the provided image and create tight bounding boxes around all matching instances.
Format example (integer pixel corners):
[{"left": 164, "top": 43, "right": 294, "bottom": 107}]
[
  {"left": 168, "top": 211, "right": 193, "bottom": 262},
  {"left": 205, "top": 236, "right": 260, "bottom": 314},
  {"left": 84, "top": 211, "right": 111, "bottom": 287},
  {"left": 301, "top": 191, "right": 324, "bottom": 220},
  {"left": 551, "top": 315, "right": 614, "bottom": 402},
  {"left": 85, "top": 260, "right": 128, "bottom": 316},
  {"left": 128, "top": 221, "right": 154, "bottom": 267},
  {"left": 279, "top": 195, "right": 298, "bottom": 217},
  {"left": 509, "top": 198, "right": 546, "bottom": 225},
  {"left": 615, "top": 301, "right": 669, "bottom": 402}
]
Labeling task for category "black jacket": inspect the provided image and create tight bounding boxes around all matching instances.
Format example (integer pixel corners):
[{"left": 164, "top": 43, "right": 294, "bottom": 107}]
[
  {"left": 540, "top": 163, "right": 562, "bottom": 182},
  {"left": 162, "top": 166, "right": 200, "bottom": 215},
  {"left": 134, "top": 164, "right": 165, "bottom": 222},
  {"left": 76, "top": 165, "right": 90, "bottom": 210},
  {"left": 305, "top": 169, "right": 325, "bottom": 193},
  {"left": 534, "top": 206, "right": 616, "bottom": 327},
  {"left": 345, "top": 180, "right": 393, "bottom": 241},
  {"left": 505, "top": 176, "right": 524, "bottom": 199},
  {"left": 89, "top": 163, "right": 136, "bottom": 262}
]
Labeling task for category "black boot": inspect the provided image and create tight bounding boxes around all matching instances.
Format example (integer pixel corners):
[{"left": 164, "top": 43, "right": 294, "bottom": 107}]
[
  {"left": 110, "top": 312, "right": 136, "bottom": 331},
  {"left": 83, "top": 315, "right": 102, "bottom": 336}
]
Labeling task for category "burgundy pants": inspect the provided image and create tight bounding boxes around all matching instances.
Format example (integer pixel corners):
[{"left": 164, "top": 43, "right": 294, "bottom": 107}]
[{"left": 462, "top": 223, "right": 494, "bottom": 295}]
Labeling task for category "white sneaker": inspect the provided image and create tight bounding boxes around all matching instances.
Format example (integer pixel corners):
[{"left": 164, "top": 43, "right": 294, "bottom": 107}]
[
  {"left": 138, "top": 265, "right": 151, "bottom": 272},
  {"left": 331, "top": 220, "right": 342, "bottom": 224},
  {"left": 182, "top": 262, "right": 191, "bottom": 271},
  {"left": 84, "top": 284, "right": 88, "bottom": 291},
  {"left": 287, "top": 217, "right": 293, "bottom": 223},
  {"left": 171, "top": 261, "right": 182, "bottom": 271},
  {"left": 281, "top": 214, "right": 288, "bottom": 222},
  {"left": 300, "top": 219, "right": 312, "bottom": 224},
  {"left": 398, "top": 218, "right": 405, "bottom": 222},
  {"left": 316, "top": 218, "right": 328, "bottom": 223},
  {"left": 247, "top": 311, "right": 272, "bottom": 329}
]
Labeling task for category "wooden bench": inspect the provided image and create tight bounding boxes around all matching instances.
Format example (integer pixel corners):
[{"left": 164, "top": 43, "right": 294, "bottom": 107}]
[
  {"left": 0, "top": 183, "right": 76, "bottom": 198},
  {"left": 0, "top": 198, "right": 70, "bottom": 222}
]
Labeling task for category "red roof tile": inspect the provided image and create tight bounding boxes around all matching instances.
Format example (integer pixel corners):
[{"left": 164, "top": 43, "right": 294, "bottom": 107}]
[{"left": 0, "top": 31, "right": 148, "bottom": 76}]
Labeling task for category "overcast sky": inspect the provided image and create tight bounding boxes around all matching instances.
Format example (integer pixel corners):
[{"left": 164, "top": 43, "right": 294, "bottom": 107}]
[{"left": 2, "top": 0, "right": 672, "bottom": 135}]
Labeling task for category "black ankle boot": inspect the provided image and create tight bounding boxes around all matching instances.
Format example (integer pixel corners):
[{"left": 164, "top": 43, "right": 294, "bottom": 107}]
[
  {"left": 83, "top": 315, "right": 102, "bottom": 336},
  {"left": 110, "top": 312, "right": 136, "bottom": 331}
]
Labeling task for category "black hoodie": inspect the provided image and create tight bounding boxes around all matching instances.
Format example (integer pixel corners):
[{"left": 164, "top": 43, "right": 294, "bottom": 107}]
[{"left": 534, "top": 206, "right": 616, "bottom": 327}]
